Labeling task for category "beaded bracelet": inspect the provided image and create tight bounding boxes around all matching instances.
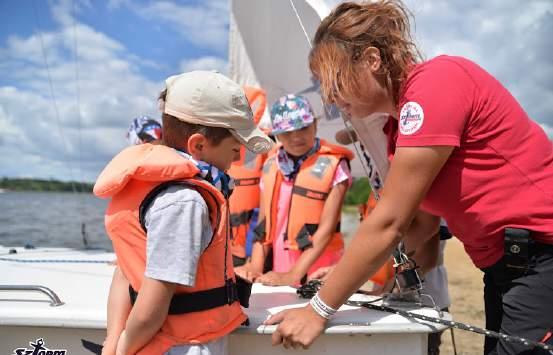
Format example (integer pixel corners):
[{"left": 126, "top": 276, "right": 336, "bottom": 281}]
[{"left": 309, "top": 292, "right": 337, "bottom": 320}]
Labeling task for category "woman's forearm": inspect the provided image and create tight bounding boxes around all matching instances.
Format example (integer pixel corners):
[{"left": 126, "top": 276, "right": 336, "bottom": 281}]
[{"left": 318, "top": 215, "right": 402, "bottom": 309}]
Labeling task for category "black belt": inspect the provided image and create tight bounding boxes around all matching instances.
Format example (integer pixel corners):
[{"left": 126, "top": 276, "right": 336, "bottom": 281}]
[
  {"left": 230, "top": 210, "right": 254, "bottom": 227},
  {"left": 129, "top": 280, "right": 239, "bottom": 315}
]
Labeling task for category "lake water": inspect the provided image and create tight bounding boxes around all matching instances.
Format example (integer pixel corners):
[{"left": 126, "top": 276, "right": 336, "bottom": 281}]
[
  {"left": 0, "top": 191, "right": 360, "bottom": 251},
  {"left": 0, "top": 191, "right": 111, "bottom": 250}
]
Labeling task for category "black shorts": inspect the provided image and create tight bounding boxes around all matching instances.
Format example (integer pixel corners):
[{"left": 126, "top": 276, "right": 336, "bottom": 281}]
[{"left": 482, "top": 242, "right": 553, "bottom": 355}]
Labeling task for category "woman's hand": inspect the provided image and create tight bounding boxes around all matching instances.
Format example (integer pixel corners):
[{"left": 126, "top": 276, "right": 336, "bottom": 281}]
[
  {"left": 256, "top": 271, "right": 299, "bottom": 286},
  {"left": 264, "top": 305, "right": 327, "bottom": 349}
]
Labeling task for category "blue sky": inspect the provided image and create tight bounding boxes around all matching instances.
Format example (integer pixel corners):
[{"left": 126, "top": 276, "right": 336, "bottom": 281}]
[{"left": 0, "top": 0, "right": 552, "bottom": 182}]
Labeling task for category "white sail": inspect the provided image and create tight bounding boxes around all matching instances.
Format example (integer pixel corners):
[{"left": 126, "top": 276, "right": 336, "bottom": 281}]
[{"left": 229, "top": 0, "right": 367, "bottom": 176}]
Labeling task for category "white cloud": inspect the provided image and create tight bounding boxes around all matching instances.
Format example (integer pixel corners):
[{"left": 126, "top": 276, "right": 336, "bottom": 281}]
[
  {"left": 179, "top": 56, "right": 228, "bottom": 74},
  {"left": 402, "top": 0, "right": 553, "bottom": 128},
  {"left": 132, "top": 0, "right": 229, "bottom": 51},
  {"left": 0, "top": 1, "right": 162, "bottom": 182}
]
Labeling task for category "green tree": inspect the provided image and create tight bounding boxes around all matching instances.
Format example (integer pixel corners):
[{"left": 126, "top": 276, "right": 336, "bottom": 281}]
[{"left": 344, "top": 177, "right": 372, "bottom": 205}]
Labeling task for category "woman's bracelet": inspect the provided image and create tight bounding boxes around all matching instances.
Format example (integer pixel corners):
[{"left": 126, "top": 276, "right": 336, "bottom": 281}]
[{"left": 309, "top": 292, "right": 338, "bottom": 320}]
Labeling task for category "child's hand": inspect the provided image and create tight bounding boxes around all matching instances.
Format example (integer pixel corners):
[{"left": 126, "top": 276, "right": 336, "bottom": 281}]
[
  {"left": 234, "top": 265, "right": 261, "bottom": 283},
  {"left": 256, "top": 271, "right": 298, "bottom": 286},
  {"left": 115, "top": 330, "right": 129, "bottom": 355},
  {"left": 307, "top": 266, "right": 335, "bottom": 281},
  {"left": 101, "top": 336, "right": 118, "bottom": 355}
]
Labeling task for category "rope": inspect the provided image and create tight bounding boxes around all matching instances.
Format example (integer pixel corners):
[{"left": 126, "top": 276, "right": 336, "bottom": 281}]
[
  {"left": 31, "top": 0, "right": 79, "bottom": 195},
  {"left": 297, "top": 280, "right": 553, "bottom": 354},
  {"left": 0, "top": 257, "right": 113, "bottom": 264},
  {"left": 289, "top": 0, "right": 312, "bottom": 49},
  {"left": 350, "top": 301, "right": 552, "bottom": 353},
  {"left": 71, "top": 0, "right": 85, "bottom": 193}
]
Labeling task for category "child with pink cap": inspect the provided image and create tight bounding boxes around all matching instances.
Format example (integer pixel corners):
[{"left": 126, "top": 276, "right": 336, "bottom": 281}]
[{"left": 238, "top": 94, "right": 353, "bottom": 286}]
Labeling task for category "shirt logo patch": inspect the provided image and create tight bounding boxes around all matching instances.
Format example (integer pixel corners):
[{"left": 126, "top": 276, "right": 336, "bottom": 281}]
[{"left": 399, "top": 101, "right": 424, "bottom": 135}]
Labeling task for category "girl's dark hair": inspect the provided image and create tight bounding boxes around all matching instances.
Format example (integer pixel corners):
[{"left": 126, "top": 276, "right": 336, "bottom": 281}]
[
  {"left": 310, "top": 0, "right": 422, "bottom": 105},
  {"left": 158, "top": 89, "right": 232, "bottom": 150}
]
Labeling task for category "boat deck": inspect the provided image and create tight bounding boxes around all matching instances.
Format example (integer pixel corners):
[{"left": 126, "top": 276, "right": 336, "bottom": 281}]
[{"left": 0, "top": 246, "right": 449, "bottom": 354}]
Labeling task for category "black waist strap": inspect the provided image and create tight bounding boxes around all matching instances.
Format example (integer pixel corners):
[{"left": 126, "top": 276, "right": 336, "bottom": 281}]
[
  {"left": 230, "top": 210, "right": 254, "bottom": 227},
  {"left": 129, "top": 280, "right": 239, "bottom": 315}
]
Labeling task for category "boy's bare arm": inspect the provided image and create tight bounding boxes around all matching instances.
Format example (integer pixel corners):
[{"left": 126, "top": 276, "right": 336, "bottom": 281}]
[
  {"left": 117, "top": 277, "right": 176, "bottom": 354},
  {"left": 102, "top": 266, "right": 131, "bottom": 355}
]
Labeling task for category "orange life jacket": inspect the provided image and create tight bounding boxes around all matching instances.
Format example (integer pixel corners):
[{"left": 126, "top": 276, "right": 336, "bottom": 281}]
[
  {"left": 260, "top": 140, "right": 353, "bottom": 252},
  {"left": 94, "top": 144, "right": 246, "bottom": 354},
  {"left": 228, "top": 86, "right": 267, "bottom": 259},
  {"left": 358, "top": 191, "right": 395, "bottom": 287}
]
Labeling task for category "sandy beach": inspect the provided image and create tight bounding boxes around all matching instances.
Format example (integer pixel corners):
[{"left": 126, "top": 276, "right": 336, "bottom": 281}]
[{"left": 441, "top": 237, "right": 485, "bottom": 354}]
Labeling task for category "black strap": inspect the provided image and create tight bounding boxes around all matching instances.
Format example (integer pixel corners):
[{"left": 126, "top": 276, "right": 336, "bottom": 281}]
[
  {"left": 295, "top": 224, "right": 318, "bottom": 250},
  {"left": 294, "top": 222, "right": 341, "bottom": 251},
  {"left": 439, "top": 225, "right": 452, "bottom": 240},
  {"left": 234, "top": 177, "right": 260, "bottom": 187},
  {"left": 230, "top": 210, "right": 254, "bottom": 227},
  {"left": 129, "top": 280, "right": 239, "bottom": 315},
  {"left": 292, "top": 185, "right": 328, "bottom": 200},
  {"left": 253, "top": 218, "right": 266, "bottom": 242}
]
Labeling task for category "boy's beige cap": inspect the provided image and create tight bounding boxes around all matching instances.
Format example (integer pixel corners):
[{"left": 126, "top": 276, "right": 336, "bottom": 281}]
[{"left": 162, "top": 71, "right": 273, "bottom": 154}]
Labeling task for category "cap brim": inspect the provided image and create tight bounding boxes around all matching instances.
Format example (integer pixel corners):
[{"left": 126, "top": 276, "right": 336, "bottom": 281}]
[
  {"left": 335, "top": 127, "right": 358, "bottom": 145},
  {"left": 230, "top": 125, "right": 274, "bottom": 154}
]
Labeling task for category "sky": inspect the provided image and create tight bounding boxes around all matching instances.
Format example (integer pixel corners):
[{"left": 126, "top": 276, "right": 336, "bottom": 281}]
[{"left": 0, "top": 0, "right": 552, "bottom": 183}]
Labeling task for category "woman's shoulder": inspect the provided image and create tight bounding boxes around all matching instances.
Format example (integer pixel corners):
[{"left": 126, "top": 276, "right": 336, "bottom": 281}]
[{"left": 412, "top": 55, "right": 488, "bottom": 82}]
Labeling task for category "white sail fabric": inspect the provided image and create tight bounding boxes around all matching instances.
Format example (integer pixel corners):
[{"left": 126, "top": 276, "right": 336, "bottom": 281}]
[{"left": 228, "top": 0, "right": 365, "bottom": 171}]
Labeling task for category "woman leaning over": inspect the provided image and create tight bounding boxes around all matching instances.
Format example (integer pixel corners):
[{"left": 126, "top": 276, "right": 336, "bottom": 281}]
[{"left": 265, "top": 1, "right": 553, "bottom": 354}]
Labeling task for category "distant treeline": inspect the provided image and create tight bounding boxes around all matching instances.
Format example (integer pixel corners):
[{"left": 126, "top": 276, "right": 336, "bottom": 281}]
[
  {"left": 344, "top": 177, "right": 371, "bottom": 205},
  {"left": 1, "top": 176, "right": 371, "bottom": 203},
  {"left": 0, "top": 177, "right": 93, "bottom": 193}
]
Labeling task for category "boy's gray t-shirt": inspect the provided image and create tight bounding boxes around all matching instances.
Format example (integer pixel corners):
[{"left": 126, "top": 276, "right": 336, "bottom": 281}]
[{"left": 144, "top": 184, "right": 213, "bottom": 286}]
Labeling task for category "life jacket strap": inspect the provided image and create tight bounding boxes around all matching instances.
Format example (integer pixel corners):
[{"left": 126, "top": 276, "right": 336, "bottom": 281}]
[
  {"left": 129, "top": 281, "right": 240, "bottom": 314},
  {"left": 253, "top": 219, "right": 266, "bottom": 242},
  {"left": 234, "top": 177, "right": 260, "bottom": 187},
  {"left": 292, "top": 186, "right": 328, "bottom": 200},
  {"left": 230, "top": 210, "right": 255, "bottom": 227},
  {"left": 295, "top": 222, "right": 342, "bottom": 251}
]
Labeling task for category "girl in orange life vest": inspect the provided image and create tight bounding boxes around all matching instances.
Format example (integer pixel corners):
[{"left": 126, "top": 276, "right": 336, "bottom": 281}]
[
  {"left": 265, "top": 2, "right": 553, "bottom": 353},
  {"left": 95, "top": 71, "right": 272, "bottom": 355},
  {"left": 228, "top": 86, "right": 268, "bottom": 266},
  {"left": 241, "top": 94, "right": 354, "bottom": 287}
]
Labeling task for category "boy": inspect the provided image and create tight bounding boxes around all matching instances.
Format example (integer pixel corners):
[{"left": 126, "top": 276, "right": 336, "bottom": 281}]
[{"left": 94, "top": 71, "right": 272, "bottom": 355}]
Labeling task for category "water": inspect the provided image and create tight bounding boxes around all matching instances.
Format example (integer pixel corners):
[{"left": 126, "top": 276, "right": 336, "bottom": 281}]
[
  {"left": 0, "top": 191, "right": 112, "bottom": 250},
  {"left": 0, "top": 191, "right": 360, "bottom": 251}
]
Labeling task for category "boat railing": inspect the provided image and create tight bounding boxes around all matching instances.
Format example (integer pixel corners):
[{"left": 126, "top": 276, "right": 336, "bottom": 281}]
[{"left": 0, "top": 285, "right": 64, "bottom": 306}]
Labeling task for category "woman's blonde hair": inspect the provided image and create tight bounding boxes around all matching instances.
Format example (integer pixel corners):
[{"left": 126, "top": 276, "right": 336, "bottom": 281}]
[{"left": 309, "top": 0, "right": 422, "bottom": 105}]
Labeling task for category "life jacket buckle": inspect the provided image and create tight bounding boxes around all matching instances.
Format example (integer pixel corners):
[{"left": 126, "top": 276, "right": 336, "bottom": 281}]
[{"left": 225, "top": 279, "right": 237, "bottom": 305}]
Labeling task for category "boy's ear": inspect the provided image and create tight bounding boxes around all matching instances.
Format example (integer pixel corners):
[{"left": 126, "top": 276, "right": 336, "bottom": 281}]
[{"left": 187, "top": 133, "right": 207, "bottom": 156}]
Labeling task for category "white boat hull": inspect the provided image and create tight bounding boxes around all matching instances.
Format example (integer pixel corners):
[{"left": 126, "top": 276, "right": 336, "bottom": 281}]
[{"left": 0, "top": 246, "right": 448, "bottom": 354}]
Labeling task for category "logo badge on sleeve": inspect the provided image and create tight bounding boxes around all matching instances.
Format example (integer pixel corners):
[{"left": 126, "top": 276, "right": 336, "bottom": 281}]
[{"left": 399, "top": 101, "right": 424, "bottom": 135}]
